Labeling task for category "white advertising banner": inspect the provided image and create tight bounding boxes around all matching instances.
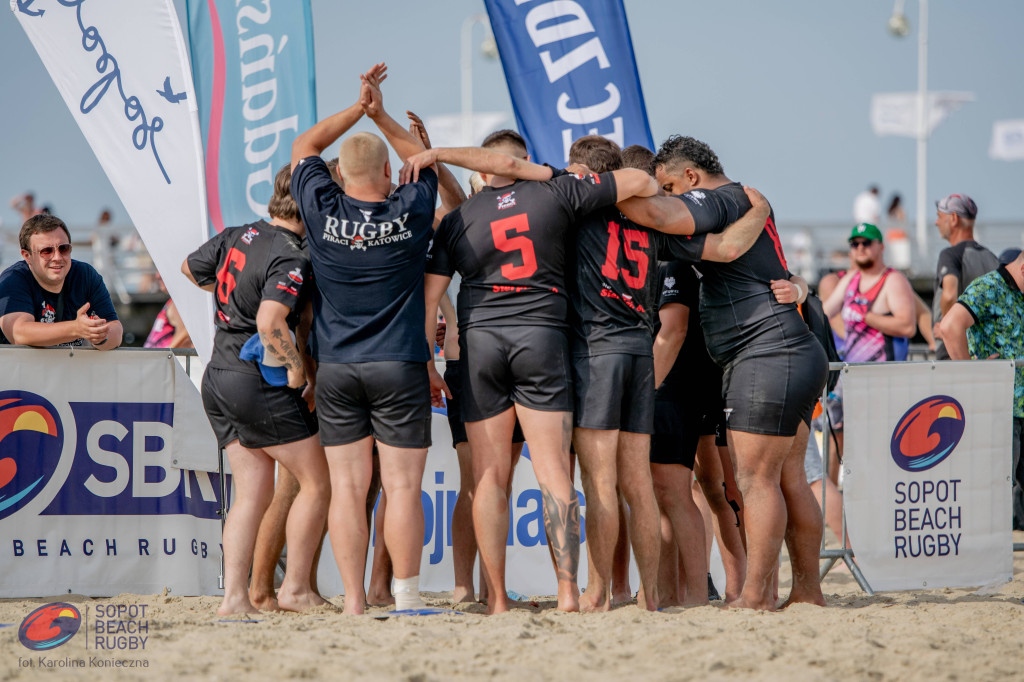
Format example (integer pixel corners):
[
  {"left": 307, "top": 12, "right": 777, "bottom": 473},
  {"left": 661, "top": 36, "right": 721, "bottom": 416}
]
[
  {"left": 843, "top": 361, "right": 1014, "bottom": 591},
  {"left": 870, "top": 91, "right": 974, "bottom": 138},
  {"left": 13, "top": 0, "right": 216, "bottom": 362},
  {"left": 0, "top": 349, "right": 224, "bottom": 597},
  {"left": 989, "top": 119, "right": 1024, "bottom": 161},
  {"left": 315, "top": 410, "right": 641, "bottom": 597}
]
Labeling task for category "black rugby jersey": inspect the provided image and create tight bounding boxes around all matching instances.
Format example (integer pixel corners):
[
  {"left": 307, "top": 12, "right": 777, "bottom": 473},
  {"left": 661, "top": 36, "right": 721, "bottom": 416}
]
[
  {"left": 187, "top": 220, "right": 311, "bottom": 375},
  {"left": 683, "top": 183, "right": 809, "bottom": 364},
  {"left": 426, "top": 172, "right": 617, "bottom": 330},
  {"left": 292, "top": 156, "right": 438, "bottom": 364},
  {"left": 568, "top": 206, "right": 703, "bottom": 357},
  {"left": 655, "top": 260, "right": 719, "bottom": 394}
]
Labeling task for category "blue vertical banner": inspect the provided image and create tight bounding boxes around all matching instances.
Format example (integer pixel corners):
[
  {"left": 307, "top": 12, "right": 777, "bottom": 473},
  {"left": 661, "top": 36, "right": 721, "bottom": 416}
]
[
  {"left": 187, "top": 0, "right": 317, "bottom": 233},
  {"left": 483, "top": 0, "right": 653, "bottom": 166}
]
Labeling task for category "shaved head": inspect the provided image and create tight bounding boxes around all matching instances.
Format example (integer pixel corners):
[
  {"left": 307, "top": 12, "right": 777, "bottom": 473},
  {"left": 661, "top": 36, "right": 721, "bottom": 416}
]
[{"left": 338, "top": 132, "right": 388, "bottom": 183}]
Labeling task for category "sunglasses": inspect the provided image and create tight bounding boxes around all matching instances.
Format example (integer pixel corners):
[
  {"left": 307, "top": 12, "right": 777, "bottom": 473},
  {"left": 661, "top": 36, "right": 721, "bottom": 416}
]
[
  {"left": 34, "top": 243, "right": 72, "bottom": 259},
  {"left": 849, "top": 239, "right": 875, "bottom": 249}
]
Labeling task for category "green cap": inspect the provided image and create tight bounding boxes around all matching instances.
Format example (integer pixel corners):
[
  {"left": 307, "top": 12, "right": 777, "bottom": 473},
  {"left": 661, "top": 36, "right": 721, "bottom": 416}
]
[{"left": 849, "top": 223, "right": 883, "bottom": 242}]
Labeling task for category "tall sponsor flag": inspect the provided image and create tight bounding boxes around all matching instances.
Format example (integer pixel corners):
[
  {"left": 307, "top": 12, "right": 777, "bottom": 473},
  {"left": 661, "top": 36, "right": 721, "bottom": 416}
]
[
  {"left": 870, "top": 91, "right": 974, "bottom": 138},
  {"left": 187, "top": 0, "right": 317, "bottom": 234},
  {"left": 483, "top": 0, "right": 653, "bottom": 165},
  {"left": 843, "top": 361, "right": 1013, "bottom": 591},
  {"left": 989, "top": 119, "right": 1024, "bottom": 161},
  {"left": 13, "top": 0, "right": 215, "bottom": 361}
]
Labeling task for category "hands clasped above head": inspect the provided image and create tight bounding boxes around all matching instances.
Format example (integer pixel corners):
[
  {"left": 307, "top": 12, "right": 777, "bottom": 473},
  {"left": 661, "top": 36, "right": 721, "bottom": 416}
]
[{"left": 359, "top": 62, "right": 387, "bottom": 119}]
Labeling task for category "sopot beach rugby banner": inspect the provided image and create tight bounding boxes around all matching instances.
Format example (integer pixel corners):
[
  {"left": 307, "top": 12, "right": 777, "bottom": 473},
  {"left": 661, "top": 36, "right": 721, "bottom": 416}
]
[
  {"left": 13, "top": 0, "right": 216, "bottom": 362},
  {"left": 843, "top": 361, "right": 1014, "bottom": 591}
]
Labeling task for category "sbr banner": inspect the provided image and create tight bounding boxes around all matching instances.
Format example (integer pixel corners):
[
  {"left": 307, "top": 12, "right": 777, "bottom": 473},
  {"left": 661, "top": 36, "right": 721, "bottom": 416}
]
[
  {"left": 13, "top": 0, "right": 216, "bottom": 362},
  {"left": 0, "top": 349, "right": 224, "bottom": 597},
  {"left": 484, "top": 0, "right": 653, "bottom": 166},
  {"left": 187, "top": 0, "right": 317, "bottom": 234},
  {"left": 843, "top": 361, "right": 1014, "bottom": 591}
]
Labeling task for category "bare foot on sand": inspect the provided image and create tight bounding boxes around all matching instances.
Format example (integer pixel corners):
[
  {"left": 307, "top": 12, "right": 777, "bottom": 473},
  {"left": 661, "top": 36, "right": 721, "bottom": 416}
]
[
  {"left": 452, "top": 587, "right": 475, "bottom": 604},
  {"left": 366, "top": 588, "right": 395, "bottom": 607},
  {"left": 249, "top": 593, "right": 281, "bottom": 612},
  {"left": 217, "top": 596, "right": 259, "bottom": 617},
  {"left": 278, "top": 589, "right": 330, "bottom": 612}
]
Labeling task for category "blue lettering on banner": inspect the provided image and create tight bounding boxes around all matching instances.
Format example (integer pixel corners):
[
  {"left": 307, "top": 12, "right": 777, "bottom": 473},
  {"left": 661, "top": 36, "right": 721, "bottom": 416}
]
[
  {"left": 892, "top": 479, "right": 963, "bottom": 558},
  {"left": 406, "top": 469, "right": 589, "bottom": 566},
  {"left": 19, "top": 0, "right": 171, "bottom": 183},
  {"left": 39, "top": 402, "right": 225, "bottom": 518},
  {"left": 484, "top": 0, "right": 653, "bottom": 165}
]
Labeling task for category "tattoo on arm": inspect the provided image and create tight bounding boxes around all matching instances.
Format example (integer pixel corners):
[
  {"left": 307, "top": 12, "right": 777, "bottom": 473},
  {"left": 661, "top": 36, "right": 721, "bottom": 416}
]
[{"left": 540, "top": 484, "right": 581, "bottom": 582}]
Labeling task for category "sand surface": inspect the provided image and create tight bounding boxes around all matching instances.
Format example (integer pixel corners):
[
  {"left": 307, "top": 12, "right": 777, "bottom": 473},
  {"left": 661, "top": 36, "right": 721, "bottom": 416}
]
[{"left": 2, "top": 533, "right": 1022, "bottom": 681}]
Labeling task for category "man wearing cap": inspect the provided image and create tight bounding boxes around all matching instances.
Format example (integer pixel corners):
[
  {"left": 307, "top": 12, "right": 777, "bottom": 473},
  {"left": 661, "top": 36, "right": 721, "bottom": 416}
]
[
  {"left": 938, "top": 249, "right": 1024, "bottom": 531},
  {"left": 931, "top": 194, "right": 998, "bottom": 360},
  {"left": 823, "top": 223, "right": 917, "bottom": 363}
]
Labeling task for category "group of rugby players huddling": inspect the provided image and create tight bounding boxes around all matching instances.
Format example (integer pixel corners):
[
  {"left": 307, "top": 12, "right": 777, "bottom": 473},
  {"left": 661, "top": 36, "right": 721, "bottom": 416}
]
[{"left": 188, "top": 63, "right": 828, "bottom": 617}]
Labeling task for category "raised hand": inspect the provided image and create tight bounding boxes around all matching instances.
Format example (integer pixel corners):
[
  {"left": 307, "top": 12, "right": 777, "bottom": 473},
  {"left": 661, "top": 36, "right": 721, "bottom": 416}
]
[
  {"left": 399, "top": 148, "right": 440, "bottom": 185},
  {"left": 359, "top": 62, "right": 388, "bottom": 119},
  {"left": 407, "top": 111, "right": 432, "bottom": 149}
]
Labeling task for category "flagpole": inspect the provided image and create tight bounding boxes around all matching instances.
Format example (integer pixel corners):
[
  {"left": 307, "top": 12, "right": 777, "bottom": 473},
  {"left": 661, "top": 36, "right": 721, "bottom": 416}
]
[{"left": 915, "top": 0, "right": 929, "bottom": 262}]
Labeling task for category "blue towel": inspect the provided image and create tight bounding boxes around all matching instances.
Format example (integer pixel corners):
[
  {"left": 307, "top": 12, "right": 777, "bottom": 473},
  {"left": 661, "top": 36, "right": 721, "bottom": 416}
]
[{"left": 238, "top": 333, "right": 288, "bottom": 387}]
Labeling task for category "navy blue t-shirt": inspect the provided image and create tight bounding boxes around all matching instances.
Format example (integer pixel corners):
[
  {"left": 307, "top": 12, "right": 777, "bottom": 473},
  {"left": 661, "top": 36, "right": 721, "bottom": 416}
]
[
  {"left": 291, "top": 156, "right": 438, "bottom": 363},
  {"left": 0, "top": 260, "right": 117, "bottom": 347}
]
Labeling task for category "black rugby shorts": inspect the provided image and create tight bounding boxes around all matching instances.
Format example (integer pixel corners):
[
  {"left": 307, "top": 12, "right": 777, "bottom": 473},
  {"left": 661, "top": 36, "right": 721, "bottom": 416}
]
[
  {"left": 443, "top": 359, "right": 524, "bottom": 446},
  {"left": 201, "top": 366, "right": 318, "bottom": 450},
  {"left": 315, "top": 361, "right": 431, "bottom": 449},
  {"left": 459, "top": 325, "right": 573, "bottom": 422},
  {"left": 572, "top": 353, "right": 654, "bottom": 434},
  {"left": 721, "top": 334, "right": 827, "bottom": 437}
]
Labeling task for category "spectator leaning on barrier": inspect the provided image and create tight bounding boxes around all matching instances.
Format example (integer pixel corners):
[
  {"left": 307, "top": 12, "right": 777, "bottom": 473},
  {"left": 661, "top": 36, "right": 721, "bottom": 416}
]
[
  {"left": 931, "top": 194, "right": 998, "bottom": 360},
  {"left": 0, "top": 214, "right": 122, "bottom": 350},
  {"left": 939, "top": 249, "right": 1024, "bottom": 528}
]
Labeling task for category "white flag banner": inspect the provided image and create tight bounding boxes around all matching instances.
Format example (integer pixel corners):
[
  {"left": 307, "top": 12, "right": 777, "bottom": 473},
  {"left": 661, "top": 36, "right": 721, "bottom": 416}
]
[
  {"left": 423, "top": 112, "right": 510, "bottom": 148},
  {"left": 13, "top": 0, "right": 215, "bottom": 362},
  {"left": 843, "top": 361, "right": 1013, "bottom": 591},
  {"left": 989, "top": 119, "right": 1024, "bottom": 161},
  {"left": 871, "top": 91, "right": 974, "bottom": 138}
]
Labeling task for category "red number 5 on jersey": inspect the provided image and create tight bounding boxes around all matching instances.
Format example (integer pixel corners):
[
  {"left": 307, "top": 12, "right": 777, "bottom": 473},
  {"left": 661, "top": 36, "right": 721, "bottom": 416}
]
[{"left": 490, "top": 214, "right": 537, "bottom": 280}]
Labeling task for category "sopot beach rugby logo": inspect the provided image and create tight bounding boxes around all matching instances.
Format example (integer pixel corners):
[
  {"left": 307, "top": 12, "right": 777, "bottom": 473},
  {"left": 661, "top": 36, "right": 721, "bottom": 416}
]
[
  {"left": 890, "top": 395, "right": 966, "bottom": 472},
  {"left": 18, "top": 603, "right": 82, "bottom": 651},
  {"left": 0, "top": 391, "right": 64, "bottom": 520}
]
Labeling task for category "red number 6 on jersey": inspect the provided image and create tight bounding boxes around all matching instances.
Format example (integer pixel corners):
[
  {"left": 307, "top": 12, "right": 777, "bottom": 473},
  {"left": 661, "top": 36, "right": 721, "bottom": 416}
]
[
  {"left": 490, "top": 214, "right": 537, "bottom": 280},
  {"left": 216, "top": 247, "right": 246, "bottom": 304}
]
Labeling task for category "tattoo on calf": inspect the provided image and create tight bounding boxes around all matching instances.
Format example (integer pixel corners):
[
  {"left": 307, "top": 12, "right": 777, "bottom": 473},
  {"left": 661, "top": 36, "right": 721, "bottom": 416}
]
[{"left": 540, "top": 484, "right": 581, "bottom": 582}]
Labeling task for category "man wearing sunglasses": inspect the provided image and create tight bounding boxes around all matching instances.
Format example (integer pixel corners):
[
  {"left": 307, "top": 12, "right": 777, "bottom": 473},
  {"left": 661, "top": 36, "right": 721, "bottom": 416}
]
[
  {"left": 0, "top": 214, "right": 122, "bottom": 350},
  {"left": 822, "top": 223, "right": 916, "bottom": 363}
]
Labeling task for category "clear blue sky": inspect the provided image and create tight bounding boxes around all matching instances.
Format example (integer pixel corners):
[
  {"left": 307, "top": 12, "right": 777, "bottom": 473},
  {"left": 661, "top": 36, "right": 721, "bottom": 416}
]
[{"left": 2, "top": 0, "right": 1022, "bottom": 231}]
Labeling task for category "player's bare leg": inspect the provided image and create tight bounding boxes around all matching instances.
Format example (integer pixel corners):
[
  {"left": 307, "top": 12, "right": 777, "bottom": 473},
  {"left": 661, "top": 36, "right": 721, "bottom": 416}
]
[
  {"left": 248, "top": 464, "right": 300, "bottom": 611},
  {"left": 693, "top": 437, "right": 746, "bottom": 601},
  {"left": 575, "top": 427, "right": 619, "bottom": 612},
  {"left": 367, "top": 488, "right": 395, "bottom": 606},
  {"left": 324, "top": 437, "right": 375, "bottom": 614},
  {"left": 452, "top": 441, "right": 477, "bottom": 603},
  {"left": 218, "top": 441, "right": 275, "bottom": 616},
  {"left": 611, "top": 491, "right": 632, "bottom": 605},
  {"left": 377, "top": 442, "right": 429, "bottom": 610},
  {"left": 616, "top": 432, "right": 661, "bottom": 610},
  {"left": 779, "top": 422, "right": 826, "bottom": 608},
  {"left": 656, "top": 513, "right": 680, "bottom": 607},
  {"left": 518, "top": 406, "right": 580, "bottom": 613},
  {"left": 467, "top": 408, "right": 516, "bottom": 615},
  {"left": 726, "top": 430, "right": 794, "bottom": 611},
  {"left": 651, "top": 462, "right": 707, "bottom": 606},
  {"left": 266, "top": 436, "right": 331, "bottom": 612}
]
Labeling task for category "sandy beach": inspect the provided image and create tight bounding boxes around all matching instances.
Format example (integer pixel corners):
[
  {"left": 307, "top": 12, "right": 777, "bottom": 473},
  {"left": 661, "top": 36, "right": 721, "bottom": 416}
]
[{"left": 1, "top": 532, "right": 1021, "bottom": 681}]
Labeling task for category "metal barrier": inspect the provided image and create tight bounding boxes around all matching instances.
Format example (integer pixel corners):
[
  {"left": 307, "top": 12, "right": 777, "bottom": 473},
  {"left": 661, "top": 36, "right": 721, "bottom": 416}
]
[{"left": 818, "top": 358, "right": 1024, "bottom": 595}]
